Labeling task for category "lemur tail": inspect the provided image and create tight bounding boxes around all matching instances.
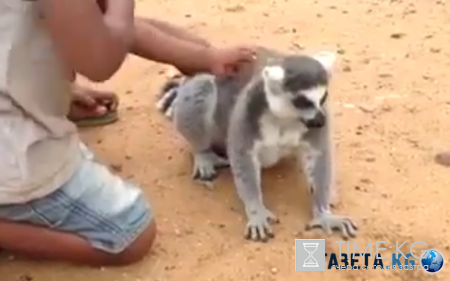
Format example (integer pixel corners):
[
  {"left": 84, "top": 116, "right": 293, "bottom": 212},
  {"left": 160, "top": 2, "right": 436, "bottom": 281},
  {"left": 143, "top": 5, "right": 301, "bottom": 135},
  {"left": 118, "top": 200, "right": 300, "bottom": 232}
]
[{"left": 155, "top": 73, "right": 186, "bottom": 119}]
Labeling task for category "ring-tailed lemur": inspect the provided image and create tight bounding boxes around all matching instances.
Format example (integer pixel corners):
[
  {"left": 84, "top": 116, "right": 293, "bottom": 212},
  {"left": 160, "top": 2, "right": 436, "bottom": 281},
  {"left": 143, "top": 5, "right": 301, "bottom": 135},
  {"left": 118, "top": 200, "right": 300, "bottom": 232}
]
[{"left": 156, "top": 47, "right": 357, "bottom": 242}]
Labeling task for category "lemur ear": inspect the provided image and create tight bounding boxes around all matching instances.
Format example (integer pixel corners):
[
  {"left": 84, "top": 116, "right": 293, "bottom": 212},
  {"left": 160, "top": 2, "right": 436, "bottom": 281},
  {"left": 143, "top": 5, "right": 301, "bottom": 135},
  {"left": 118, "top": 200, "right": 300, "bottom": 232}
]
[
  {"left": 262, "top": 65, "right": 285, "bottom": 82},
  {"left": 312, "top": 51, "right": 337, "bottom": 74}
]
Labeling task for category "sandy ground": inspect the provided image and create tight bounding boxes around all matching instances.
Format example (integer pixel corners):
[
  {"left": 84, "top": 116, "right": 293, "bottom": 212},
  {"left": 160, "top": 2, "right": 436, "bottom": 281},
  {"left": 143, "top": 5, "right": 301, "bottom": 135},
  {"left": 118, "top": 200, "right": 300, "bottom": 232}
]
[{"left": 2, "top": 0, "right": 450, "bottom": 280}]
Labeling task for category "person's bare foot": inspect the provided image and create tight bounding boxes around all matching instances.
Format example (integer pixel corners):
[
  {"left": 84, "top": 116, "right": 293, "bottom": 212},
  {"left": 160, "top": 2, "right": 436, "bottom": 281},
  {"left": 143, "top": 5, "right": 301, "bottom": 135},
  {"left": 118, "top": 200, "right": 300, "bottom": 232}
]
[{"left": 68, "top": 84, "right": 119, "bottom": 127}]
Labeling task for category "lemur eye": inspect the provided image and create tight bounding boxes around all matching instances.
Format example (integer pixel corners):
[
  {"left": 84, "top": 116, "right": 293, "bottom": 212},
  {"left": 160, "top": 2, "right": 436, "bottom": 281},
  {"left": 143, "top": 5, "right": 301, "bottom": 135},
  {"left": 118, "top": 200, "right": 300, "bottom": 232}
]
[{"left": 292, "top": 95, "right": 314, "bottom": 109}]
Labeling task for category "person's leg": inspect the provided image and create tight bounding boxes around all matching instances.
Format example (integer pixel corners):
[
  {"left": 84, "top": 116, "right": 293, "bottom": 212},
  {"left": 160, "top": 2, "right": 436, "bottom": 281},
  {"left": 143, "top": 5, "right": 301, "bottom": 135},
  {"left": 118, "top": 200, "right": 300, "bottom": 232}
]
[
  {"left": 0, "top": 144, "right": 156, "bottom": 266},
  {"left": 0, "top": 219, "right": 156, "bottom": 266}
]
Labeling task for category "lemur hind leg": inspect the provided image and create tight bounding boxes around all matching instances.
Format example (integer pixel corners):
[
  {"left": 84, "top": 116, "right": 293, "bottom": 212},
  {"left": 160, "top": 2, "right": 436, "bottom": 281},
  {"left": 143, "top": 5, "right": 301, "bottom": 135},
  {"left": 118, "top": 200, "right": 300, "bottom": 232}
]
[{"left": 172, "top": 74, "right": 229, "bottom": 187}]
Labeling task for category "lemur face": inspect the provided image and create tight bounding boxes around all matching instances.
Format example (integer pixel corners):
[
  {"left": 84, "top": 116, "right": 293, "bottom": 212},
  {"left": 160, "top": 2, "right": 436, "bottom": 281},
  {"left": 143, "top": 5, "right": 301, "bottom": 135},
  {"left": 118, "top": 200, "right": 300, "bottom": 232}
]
[{"left": 262, "top": 52, "right": 336, "bottom": 129}]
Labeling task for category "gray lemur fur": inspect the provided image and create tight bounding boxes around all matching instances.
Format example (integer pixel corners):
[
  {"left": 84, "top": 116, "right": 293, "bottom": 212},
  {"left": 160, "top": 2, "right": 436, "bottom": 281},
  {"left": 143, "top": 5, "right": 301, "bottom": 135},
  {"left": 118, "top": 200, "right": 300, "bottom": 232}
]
[{"left": 156, "top": 47, "right": 357, "bottom": 242}]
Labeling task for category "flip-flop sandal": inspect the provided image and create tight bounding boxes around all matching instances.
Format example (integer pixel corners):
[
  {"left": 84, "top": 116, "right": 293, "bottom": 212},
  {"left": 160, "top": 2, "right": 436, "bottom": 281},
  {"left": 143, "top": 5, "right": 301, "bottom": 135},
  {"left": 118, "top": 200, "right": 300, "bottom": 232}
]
[{"left": 69, "top": 94, "right": 120, "bottom": 128}]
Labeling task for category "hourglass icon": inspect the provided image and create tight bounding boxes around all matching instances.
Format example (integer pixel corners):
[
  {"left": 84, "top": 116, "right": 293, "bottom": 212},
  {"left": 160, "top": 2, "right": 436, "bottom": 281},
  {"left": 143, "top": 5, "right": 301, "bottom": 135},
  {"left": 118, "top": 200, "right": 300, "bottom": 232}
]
[{"left": 303, "top": 243, "right": 319, "bottom": 267}]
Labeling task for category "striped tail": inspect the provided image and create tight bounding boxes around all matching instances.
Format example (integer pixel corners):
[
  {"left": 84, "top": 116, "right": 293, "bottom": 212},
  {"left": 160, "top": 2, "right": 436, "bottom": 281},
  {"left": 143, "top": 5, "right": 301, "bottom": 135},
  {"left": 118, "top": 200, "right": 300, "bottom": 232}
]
[{"left": 155, "top": 73, "right": 186, "bottom": 119}]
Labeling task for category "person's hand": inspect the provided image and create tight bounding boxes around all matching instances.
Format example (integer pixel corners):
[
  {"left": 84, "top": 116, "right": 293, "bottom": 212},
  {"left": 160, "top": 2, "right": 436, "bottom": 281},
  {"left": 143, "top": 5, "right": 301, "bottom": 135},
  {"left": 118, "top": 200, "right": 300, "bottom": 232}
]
[{"left": 208, "top": 46, "right": 256, "bottom": 77}]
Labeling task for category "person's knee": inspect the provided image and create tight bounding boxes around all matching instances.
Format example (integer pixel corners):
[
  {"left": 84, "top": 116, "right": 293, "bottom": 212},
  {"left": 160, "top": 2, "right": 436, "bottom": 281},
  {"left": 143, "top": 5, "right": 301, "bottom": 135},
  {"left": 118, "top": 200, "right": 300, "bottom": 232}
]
[{"left": 108, "top": 220, "right": 157, "bottom": 266}]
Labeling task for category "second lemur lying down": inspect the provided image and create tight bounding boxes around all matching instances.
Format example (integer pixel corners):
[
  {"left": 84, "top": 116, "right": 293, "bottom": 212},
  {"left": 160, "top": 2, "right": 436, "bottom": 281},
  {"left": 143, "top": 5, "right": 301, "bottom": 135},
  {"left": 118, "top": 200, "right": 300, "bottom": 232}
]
[{"left": 156, "top": 47, "right": 357, "bottom": 242}]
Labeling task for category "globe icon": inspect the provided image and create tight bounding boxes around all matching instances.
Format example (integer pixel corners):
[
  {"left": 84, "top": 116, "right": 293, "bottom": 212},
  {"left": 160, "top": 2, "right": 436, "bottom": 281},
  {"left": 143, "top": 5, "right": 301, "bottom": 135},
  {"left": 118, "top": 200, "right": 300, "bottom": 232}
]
[{"left": 421, "top": 250, "right": 444, "bottom": 273}]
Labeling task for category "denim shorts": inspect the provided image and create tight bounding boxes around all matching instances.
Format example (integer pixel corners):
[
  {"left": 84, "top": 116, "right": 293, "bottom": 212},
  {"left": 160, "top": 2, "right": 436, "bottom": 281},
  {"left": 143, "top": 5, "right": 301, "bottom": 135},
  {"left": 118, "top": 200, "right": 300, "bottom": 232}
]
[{"left": 0, "top": 143, "right": 153, "bottom": 254}]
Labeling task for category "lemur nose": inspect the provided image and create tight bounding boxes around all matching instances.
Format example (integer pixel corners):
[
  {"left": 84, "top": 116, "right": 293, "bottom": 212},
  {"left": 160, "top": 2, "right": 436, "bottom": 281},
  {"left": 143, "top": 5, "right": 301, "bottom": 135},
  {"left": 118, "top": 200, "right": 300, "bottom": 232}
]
[{"left": 305, "top": 112, "right": 325, "bottom": 128}]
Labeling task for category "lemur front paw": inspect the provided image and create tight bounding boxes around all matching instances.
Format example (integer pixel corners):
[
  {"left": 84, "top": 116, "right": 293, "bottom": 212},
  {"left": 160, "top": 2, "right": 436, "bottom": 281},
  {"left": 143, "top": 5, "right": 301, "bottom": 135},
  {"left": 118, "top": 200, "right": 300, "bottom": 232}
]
[
  {"left": 305, "top": 213, "right": 357, "bottom": 239},
  {"left": 244, "top": 205, "right": 279, "bottom": 242},
  {"left": 192, "top": 151, "right": 229, "bottom": 186}
]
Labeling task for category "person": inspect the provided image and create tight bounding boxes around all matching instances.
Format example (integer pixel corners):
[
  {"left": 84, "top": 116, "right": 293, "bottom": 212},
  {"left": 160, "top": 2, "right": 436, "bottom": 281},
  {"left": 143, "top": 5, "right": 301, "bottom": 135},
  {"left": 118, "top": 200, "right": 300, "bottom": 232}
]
[{"left": 0, "top": 0, "right": 255, "bottom": 266}]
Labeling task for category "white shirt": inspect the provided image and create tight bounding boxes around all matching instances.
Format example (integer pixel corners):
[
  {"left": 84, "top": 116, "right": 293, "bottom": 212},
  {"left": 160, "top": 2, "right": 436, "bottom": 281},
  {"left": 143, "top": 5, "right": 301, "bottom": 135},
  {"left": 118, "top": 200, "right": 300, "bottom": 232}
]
[{"left": 0, "top": 0, "right": 82, "bottom": 204}]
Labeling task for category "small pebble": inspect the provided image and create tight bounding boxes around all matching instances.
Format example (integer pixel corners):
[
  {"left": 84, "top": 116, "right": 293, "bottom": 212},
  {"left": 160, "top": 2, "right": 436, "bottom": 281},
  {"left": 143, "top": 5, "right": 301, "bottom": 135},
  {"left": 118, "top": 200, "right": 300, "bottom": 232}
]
[
  {"left": 430, "top": 48, "right": 441, "bottom": 53},
  {"left": 164, "top": 265, "right": 176, "bottom": 271},
  {"left": 225, "top": 5, "right": 245, "bottom": 13},
  {"left": 360, "top": 178, "right": 372, "bottom": 184},
  {"left": 359, "top": 104, "right": 376, "bottom": 113},
  {"left": 381, "top": 105, "right": 393, "bottom": 112},
  {"left": 390, "top": 32, "right": 406, "bottom": 39},
  {"left": 291, "top": 42, "right": 304, "bottom": 50},
  {"left": 111, "top": 163, "right": 123, "bottom": 172},
  {"left": 435, "top": 152, "right": 450, "bottom": 167},
  {"left": 366, "top": 157, "right": 376, "bottom": 162},
  {"left": 379, "top": 73, "right": 392, "bottom": 78}
]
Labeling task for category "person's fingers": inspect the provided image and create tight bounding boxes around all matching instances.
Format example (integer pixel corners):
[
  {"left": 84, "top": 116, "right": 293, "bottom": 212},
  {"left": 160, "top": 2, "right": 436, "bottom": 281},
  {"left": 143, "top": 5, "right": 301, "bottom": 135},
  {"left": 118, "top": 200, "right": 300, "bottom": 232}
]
[
  {"left": 94, "top": 105, "right": 108, "bottom": 115},
  {"left": 69, "top": 104, "right": 107, "bottom": 119},
  {"left": 72, "top": 93, "right": 96, "bottom": 108},
  {"left": 87, "top": 89, "right": 116, "bottom": 100}
]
